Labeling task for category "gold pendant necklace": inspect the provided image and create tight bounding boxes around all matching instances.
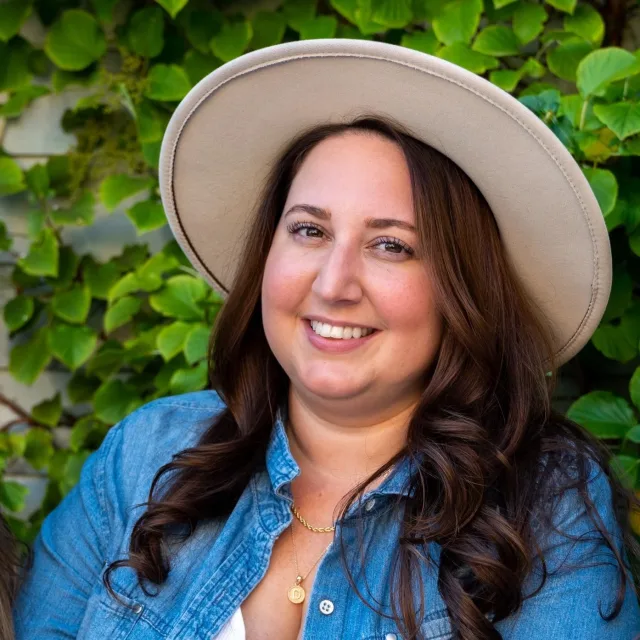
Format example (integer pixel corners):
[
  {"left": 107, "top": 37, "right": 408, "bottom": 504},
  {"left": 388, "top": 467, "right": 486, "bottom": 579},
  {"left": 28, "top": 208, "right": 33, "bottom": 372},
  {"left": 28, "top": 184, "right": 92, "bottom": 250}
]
[
  {"left": 286, "top": 465, "right": 393, "bottom": 604},
  {"left": 287, "top": 524, "right": 332, "bottom": 604}
]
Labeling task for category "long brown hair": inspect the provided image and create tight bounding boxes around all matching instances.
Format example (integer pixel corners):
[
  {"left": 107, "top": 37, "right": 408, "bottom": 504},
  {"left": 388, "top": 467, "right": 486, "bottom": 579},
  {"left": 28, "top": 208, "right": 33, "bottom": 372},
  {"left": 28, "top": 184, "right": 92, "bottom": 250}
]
[{"left": 105, "top": 115, "right": 640, "bottom": 639}]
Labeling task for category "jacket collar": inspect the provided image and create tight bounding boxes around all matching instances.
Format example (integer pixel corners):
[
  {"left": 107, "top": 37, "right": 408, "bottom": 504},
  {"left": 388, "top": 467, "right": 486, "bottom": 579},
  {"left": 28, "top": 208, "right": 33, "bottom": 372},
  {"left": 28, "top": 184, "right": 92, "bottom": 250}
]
[{"left": 265, "top": 402, "right": 418, "bottom": 500}]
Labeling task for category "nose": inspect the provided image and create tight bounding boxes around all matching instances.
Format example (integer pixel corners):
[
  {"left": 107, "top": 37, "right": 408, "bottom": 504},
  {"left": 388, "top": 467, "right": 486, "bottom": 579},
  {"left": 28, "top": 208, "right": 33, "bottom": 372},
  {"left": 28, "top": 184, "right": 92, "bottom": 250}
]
[{"left": 310, "top": 240, "right": 363, "bottom": 303}]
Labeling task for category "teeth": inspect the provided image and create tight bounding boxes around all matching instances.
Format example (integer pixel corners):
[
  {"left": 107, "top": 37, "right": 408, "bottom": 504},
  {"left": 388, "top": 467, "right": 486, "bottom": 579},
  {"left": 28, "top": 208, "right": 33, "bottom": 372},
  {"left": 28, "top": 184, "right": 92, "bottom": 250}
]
[{"left": 310, "top": 320, "right": 374, "bottom": 339}]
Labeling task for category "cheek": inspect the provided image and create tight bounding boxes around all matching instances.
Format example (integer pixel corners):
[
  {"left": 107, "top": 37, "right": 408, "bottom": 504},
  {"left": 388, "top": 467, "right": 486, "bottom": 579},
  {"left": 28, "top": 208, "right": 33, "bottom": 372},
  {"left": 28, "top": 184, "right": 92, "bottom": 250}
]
[
  {"left": 377, "top": 277, "right": 442, "bottom": 341},
  {"left": 262, "top": 248, "right": 309, "bottom": 312}
]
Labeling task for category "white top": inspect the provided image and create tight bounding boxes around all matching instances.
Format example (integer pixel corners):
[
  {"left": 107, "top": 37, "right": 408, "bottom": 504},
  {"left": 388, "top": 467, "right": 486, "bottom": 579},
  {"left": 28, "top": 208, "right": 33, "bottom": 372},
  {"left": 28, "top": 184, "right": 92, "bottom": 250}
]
[{"left": 213, "top": 606, "right": 246, "bottom": 639}]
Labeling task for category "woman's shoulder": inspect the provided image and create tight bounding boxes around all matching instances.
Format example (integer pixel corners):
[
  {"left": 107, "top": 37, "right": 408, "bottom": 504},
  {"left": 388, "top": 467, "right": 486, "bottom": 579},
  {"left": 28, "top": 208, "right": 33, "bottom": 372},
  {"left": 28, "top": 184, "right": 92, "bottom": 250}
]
[
  {"left": 95, "top": 390, "right": 228, "bottom": 519},
  {"left": 114, "top": 389, "right": 228, "bottom": 452}
]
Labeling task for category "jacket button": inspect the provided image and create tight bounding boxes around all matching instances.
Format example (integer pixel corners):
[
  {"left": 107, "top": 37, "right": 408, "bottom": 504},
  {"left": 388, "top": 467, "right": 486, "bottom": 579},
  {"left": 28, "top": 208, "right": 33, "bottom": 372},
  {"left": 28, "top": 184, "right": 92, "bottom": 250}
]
[
  {"left": 319, "top": 599, "right": 334, "bottom": 615},
  {"left": 365, "top": 498, "right": 376, "bottom": 511},
  {"left": 132, "top": 604, "right": 143, "bottom": 614},
  {"left": 385, "top": 634, "right": 397, "bottom": 640}
]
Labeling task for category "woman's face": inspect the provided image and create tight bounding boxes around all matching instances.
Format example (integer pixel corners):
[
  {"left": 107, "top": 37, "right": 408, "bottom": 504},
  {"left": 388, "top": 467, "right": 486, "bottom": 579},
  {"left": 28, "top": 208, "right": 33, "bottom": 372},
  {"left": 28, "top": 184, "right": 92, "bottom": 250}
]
[{"left": 261, "top": 132, "right": 443, "bottom": 413}]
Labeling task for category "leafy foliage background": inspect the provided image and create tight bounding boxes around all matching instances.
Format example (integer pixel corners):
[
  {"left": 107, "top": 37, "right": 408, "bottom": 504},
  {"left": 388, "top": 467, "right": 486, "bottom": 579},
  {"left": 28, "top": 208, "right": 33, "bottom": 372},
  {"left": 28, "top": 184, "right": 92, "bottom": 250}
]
[{"left": 0, "top": 0, "right": 639, "bottom": 583}]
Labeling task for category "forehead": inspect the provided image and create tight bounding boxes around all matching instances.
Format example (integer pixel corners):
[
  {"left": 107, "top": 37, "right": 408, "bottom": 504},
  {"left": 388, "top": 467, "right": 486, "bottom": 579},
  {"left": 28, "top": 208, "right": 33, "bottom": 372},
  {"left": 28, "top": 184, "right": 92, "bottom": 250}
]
[{"left": 286, "top": 132, "right": 414, "bottom": 218}]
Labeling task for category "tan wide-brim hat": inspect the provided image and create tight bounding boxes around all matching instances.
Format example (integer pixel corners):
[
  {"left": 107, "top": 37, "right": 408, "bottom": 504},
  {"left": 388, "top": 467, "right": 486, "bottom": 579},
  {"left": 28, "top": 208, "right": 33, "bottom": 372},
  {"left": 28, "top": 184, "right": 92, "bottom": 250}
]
[{"left": 158, "top": 38, "right": 611, "bottom": 367}]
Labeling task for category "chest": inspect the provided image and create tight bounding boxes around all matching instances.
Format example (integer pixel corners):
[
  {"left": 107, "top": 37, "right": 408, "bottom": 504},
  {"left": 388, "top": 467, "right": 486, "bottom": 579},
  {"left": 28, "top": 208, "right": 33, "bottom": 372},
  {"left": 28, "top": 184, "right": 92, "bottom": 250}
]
[{"left": 240, "top": 523, "right": 328, "bottom": 640}]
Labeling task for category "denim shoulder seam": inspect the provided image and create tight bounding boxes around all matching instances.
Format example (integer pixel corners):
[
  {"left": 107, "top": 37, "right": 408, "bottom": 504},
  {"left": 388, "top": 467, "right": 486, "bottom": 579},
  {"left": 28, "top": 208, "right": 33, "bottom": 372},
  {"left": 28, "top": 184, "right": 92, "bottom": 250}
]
[{"left": 95, "top": 421, "right": 126, "bottom": 552}]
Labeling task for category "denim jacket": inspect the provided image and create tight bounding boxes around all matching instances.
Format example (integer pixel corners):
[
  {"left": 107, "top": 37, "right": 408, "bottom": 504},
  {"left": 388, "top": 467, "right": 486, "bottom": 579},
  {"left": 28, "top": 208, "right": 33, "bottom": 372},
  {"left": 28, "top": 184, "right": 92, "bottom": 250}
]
[{"left": 13, "top": 390, "right": 640, "bottom": 639}]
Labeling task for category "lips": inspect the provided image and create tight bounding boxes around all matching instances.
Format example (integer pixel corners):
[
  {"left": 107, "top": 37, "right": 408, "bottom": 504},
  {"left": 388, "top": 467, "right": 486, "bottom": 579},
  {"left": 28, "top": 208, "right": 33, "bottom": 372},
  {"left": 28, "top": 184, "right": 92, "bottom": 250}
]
[{"left": 303, "top": 318, "right": 379, "bottom": 354}]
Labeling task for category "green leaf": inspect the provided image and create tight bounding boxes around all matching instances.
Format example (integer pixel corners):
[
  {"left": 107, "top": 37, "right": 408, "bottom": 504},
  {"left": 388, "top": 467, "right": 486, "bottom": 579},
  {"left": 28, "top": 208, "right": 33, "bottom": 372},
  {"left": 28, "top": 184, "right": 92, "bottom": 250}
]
[
  {"left": 93, "top": 379, "right": 139, "bottom": 424},
  {"left": 99, "top": 174, "right": 152, "bottom": 212},
  {"left": 184, "top": 323, "right": 210, "bottom": 365},
  {"left": 210, "top": 20, "right": 252, "bottom": 63},
  {"left": 591, "top": 303, "right": 640, "bottom": 363},
  {"left": 3, "top": 295, "right": 34, "bottom": 332},
  {"left": 135, "top": 100, "right": 170, "bottom": 143},
  {"left": 86, "top": 341, "right": 126, "bottom": 379},
  {"left": 69, "top": 416, "right": 108, "bottom": 452},
  {"left": 104, "top": 295, "right": 142, "bottom": 334},
  {"left": 299, "top": 15, "right": 338, "bottom": 39},
  {"left": 0, "top": 156, "right": 26, "bottom": 196},
  {"left": 250, "top": 11, "right": 286, "bottom": 50},
  {"left": 545, "top": 0, "right": 576, "bottom": 13},
  {"left": 592, "top": 102, "right": 640, "bottom": 140},
  {"left": 558, "top": 94, "right": 601, "bottom": 130},
  {"left": 0, "top": 481, "right": 28, "bottom": 512},
  {"left": 401, "top": 29, "right": 439, "bottom": 55},
  {"left": 437, "top": 42, "right": 500, "bottom": 74},
  {"left": 45, "top": 10, "right": 107, "bottom": 71},
  {"left": 31, "top": 393, "right": 62, "bottom": 428},
  {"left": 567, "top": 390, "right": 636, "bottom": 438},
  {"left": 611, "top": 455, "right": 639, "bottom": 491},
  {"left": 154, "top": 355, "right": 187, "bottom": 392},
  {"left": 154, "top": 0, "right": 189, "bottom": 19},
  {"left": 170, "top": 360, "right": 208, "bottom": 394},
  {"left": 67, "top": 371, "right": 101, "bottom": 404},
  {"left": 137, "top": 251, "right": 180, "bottom": 286},
  {"left": 82, "top": 257, "right": 120, "bottom": 300},
  {"left": 25, "top": 164, "right": 49, "bottom": 200},
  {"left": 51, "top": 284, "right": 91, "bottom": 324},
  {"left": 51, "top": 191, "right": 95, "bottom": 226},
  {"left": 601, "top": 264, "right": 633, "bottom": 323},
  {"left": 149, "top": 275, "right": 208, "bottom": 321},
  {"left": 48, "top": 323, "right": 98, "bottom": 370},
  {"left": 547, "top": 38, "right": 593, "bottom": 82},
  {"left": 0, "top": 37, "right": 32, "bottom": 92},
  {"left": 157, "top": 321, "right": 192, "bottom": 360},
  {"left": 577, "top": 48, "right": 640, "bottom": 98},
  {"left": 18, "top": 228, "right": 59, "bottom": 277},
  {"left": 0, "top": 85, "right": 49, "bottom": 118},
  {"left": 24, "top": 429, "right": 54, "bottom": 470},
  {"left": 282, "top": 0, "right": 317, "bottom": 31},
  {"left": 371, "top": 0, "right": 412, "bottom": 29},
  {"left": 128, "top": 6, "right": 164, "bottom": 58},
  {"left": 184, "top": 8, "right": 224, "bottom": 54},
  {"left": 625, "top": 425, "right": 640, "bottom": 445},
  {"left": 183, "top": 50, "right": 221, "bottom": 86},
  {"left": 9, "top": 327, "right": 52, "bottom": 385},
  {"left": 126, "top": 200, "right": 167, "bottom": 234},
  {"left": 582, "top": 166, "right": 617, "bottom": 216},
  {"left": 512, "top": 2, "right": 547, "bottom": 45},
  {"left": 60, "top": 451, "right": 91, "bottom": 496},
  {"left": 472, "top": 25, "right": 520, "bottom": 57},
  {"left": 90, "top": 0, "right": 120, "bottom": 23},
  {"left": 0, "top": 2, "right": 32, "bottom": 42},
  {"left": 432, "top": 0, "right": 483, "bottom": 46},
  {"left": 630, "top": 367, "right": 640, "bottom": 412},
  {"left": 45, "top": 245, "right": 79, "bottom": 289},
  {"left": 145, "top": 63, "right": 192, "bottom": 101},
  {"left": 489, "top": 69, "right": 521, "bottom": 92},
  {"left": 563, "top": 4, "right": 604, "bottom": 45},
  {"left": 0, "top": 221, "right": 11, "bottom": 251}
]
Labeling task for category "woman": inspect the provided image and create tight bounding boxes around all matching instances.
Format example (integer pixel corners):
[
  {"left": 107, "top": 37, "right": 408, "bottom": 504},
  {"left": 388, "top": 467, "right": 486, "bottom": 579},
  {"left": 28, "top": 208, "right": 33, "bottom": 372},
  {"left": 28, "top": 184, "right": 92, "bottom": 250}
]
[{"left": 12, "top": 39, "right": 640, "bottom": 639}]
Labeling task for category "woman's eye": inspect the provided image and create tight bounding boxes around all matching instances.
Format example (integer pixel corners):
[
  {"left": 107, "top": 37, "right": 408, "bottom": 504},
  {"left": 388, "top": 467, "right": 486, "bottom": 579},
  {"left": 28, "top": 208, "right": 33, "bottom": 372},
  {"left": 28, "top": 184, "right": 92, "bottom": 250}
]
[{"left": 285, "top": 222, "right": 414, "bottom": 257}]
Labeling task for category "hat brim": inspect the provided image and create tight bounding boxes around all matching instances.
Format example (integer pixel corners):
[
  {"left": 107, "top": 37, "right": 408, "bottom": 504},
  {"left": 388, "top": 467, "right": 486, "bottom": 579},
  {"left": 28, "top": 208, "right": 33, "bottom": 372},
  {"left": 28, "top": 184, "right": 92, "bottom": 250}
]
[{"left": 159, "top": 38, "right": 611, "bottom": 368}]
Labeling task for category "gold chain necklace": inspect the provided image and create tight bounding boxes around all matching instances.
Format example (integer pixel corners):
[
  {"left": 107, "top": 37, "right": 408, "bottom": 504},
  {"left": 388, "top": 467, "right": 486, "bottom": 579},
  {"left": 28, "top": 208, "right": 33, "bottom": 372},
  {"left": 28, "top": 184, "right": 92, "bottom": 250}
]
[{"left": 286, "top": 465, "right": 393, "bottom": 604}]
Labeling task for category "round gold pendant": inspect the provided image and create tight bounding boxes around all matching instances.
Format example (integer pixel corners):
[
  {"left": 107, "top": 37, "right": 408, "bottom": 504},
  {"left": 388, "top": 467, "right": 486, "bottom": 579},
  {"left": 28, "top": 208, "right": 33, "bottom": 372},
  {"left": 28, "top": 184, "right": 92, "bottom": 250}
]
[{"left": 288, "top": 584, "right": 305, "bottom": 604}]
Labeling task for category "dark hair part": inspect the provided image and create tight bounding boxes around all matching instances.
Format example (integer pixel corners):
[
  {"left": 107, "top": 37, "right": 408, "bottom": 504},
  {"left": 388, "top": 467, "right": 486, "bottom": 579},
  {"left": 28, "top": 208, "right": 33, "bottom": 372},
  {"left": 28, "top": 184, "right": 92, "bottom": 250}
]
[{"left": 105, "top": 114, "right": 640, "bottom": 639}]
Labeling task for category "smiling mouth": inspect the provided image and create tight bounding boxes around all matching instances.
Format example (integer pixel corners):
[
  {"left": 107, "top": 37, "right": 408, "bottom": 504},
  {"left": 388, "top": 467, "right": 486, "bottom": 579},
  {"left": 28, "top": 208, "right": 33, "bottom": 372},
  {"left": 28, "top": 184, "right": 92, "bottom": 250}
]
[{"left": 307, "top": 319, "right": 378, "bottom": 340}]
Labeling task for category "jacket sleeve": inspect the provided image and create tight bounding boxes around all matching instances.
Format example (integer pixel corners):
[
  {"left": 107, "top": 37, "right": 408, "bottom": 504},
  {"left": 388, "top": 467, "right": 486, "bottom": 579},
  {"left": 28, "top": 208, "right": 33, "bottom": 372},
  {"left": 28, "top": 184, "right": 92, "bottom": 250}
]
[
  {"left": 496, "top": 457, "right": 640, "bottom": 639},
  {"left": 12, "top": 420, "right": 125, "bottom": 638}
]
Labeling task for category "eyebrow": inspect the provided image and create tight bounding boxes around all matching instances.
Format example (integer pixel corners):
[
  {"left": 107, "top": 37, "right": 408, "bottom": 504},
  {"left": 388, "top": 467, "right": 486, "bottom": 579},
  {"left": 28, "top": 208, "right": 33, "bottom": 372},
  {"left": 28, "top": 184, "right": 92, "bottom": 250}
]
[{"left": 283, "top": 204, "right": 417, "bottom": 233}]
